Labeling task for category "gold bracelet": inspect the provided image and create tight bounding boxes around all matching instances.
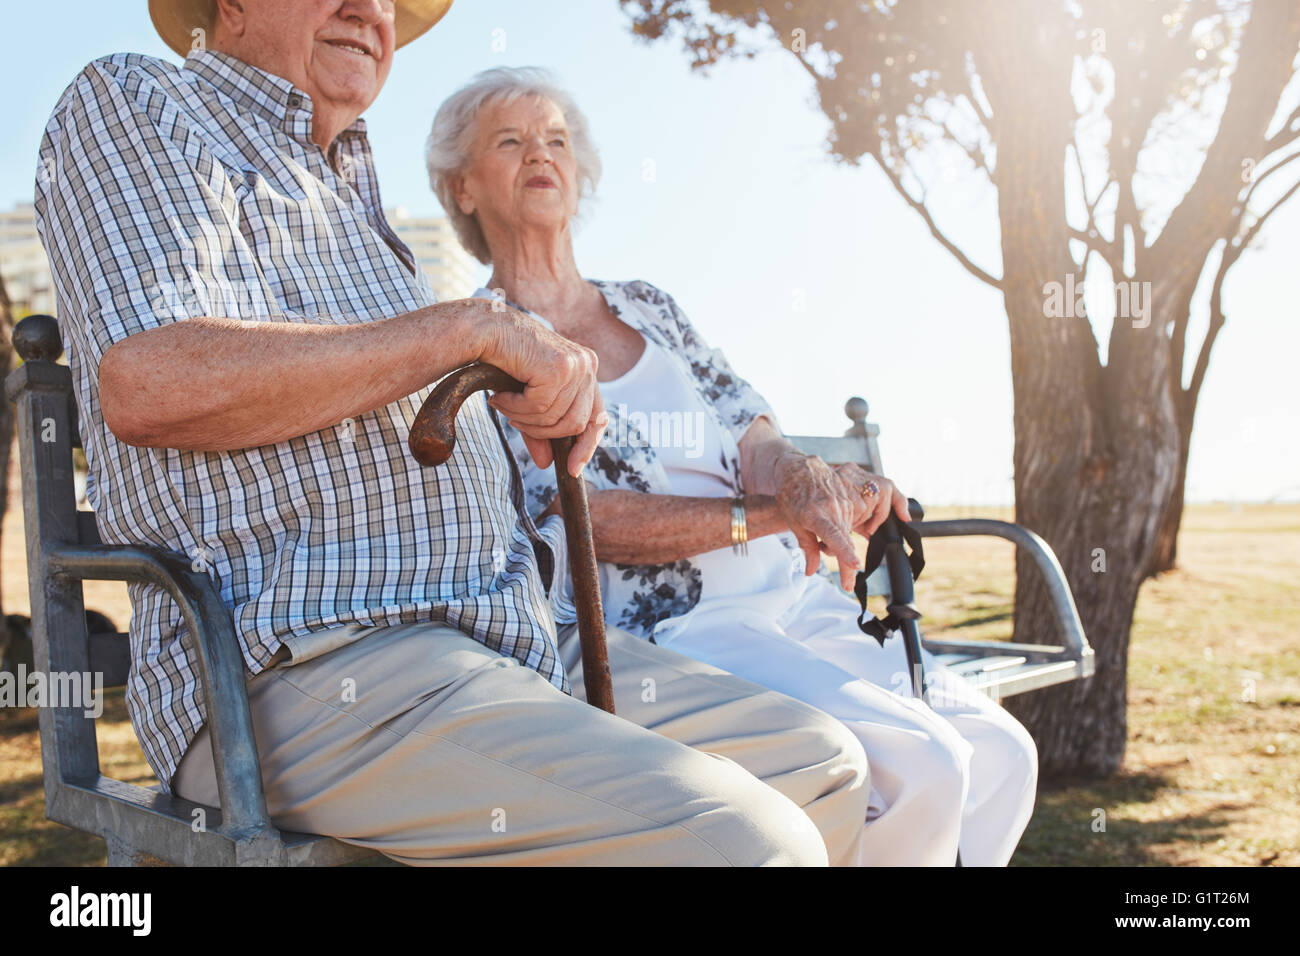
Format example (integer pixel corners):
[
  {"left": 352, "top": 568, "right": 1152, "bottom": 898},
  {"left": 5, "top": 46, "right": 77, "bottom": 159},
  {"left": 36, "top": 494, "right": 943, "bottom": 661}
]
[{"left": 730, "top": 495, "right": 748, "bottom": 556}]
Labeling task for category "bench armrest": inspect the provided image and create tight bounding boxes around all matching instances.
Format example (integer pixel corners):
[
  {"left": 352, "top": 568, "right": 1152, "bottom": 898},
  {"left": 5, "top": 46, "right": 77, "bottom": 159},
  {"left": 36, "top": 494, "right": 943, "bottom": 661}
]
[
  {"left": 913, "top": 518, "right": 1094, "bottom": 667},
  {"left": 45, "top": 543, "right": 274, "bottom": 840}
]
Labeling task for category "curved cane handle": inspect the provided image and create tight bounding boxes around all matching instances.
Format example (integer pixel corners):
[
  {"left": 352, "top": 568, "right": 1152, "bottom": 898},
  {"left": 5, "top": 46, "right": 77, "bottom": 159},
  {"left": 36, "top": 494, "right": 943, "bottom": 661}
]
[{"left": 409, "top": 364, "right": 525, "bottom": 466}]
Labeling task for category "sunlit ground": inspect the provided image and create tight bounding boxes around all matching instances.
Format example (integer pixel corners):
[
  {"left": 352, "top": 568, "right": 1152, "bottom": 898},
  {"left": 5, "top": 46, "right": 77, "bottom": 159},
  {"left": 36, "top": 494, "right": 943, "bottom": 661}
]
[
  {"left": 913, "top": 503, "right": 1299, "bottom": 866},
  {"left": 2, "top": 439, "right": 1295, "bottom": 865}
]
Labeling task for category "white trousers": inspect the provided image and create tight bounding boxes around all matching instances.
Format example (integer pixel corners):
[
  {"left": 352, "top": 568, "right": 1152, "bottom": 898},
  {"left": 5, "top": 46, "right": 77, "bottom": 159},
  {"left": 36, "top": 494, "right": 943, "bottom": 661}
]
[{"left": 658, "top": 573, "right": 1038, "bottom": 866}]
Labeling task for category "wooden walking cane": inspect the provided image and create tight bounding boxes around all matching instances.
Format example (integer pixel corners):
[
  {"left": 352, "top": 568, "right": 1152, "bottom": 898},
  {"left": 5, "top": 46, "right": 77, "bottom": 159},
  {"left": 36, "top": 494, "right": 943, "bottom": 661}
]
[{"left": 408, "top": 363, "right": 616, "bottom": 714}]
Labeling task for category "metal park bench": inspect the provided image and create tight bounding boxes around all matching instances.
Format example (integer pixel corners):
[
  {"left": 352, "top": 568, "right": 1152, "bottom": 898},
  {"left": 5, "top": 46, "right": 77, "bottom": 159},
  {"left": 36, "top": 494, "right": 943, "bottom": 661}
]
[
  {"left": 788, "top": 398, "right": 1095, "bottom": 702},
  {"left": 6, "top": 314, "right": 379, "bottom": 866},
  {"left": 7, "top": 310, "right": 1090, "bottom": 866}
]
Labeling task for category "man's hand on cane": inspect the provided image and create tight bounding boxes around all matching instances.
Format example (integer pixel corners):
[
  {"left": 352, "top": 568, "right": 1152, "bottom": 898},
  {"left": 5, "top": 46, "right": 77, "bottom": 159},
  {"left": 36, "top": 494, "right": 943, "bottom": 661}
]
[{"left": 476, "top": 304, "right": 608, "bottom": 477}]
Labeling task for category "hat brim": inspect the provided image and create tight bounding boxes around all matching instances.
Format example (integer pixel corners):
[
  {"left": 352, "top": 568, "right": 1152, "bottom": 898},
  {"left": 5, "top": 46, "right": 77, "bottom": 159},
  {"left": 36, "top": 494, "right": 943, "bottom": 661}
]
[{"left": 148, "top": 0, "right": 453, "bottom": 58}]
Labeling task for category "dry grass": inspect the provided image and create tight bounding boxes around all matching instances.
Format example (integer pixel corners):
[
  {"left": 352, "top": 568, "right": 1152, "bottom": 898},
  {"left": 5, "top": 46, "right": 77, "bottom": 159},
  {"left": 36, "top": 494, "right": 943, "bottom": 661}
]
[
  {"left": 914, "top": 503, "right": 1300, "bottom": 867},
  {"left": 2, "top": 443, "right": 1296, "bottom": 865}
]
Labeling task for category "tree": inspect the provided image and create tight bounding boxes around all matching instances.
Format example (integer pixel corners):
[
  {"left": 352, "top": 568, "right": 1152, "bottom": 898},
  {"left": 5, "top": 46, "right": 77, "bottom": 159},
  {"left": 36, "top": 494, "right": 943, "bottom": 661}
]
[{"left": 621, "top": 0, "right": 1300, "bottom": 775}]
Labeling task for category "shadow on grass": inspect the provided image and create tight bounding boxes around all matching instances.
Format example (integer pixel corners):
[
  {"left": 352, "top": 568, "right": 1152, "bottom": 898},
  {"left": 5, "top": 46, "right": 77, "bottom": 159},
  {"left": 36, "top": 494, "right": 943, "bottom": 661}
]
[
  {"left": 0, "top": 772, "right": 44, "bottom": 807},
  {"left": 1012, "top": 767, "right": 1240, "bottom": 866},
  {"left": 0, "top": 708, "right": 40, "bottom": 736},
  {"left": 945, "top": 611, "right": 1015, "bottom": 631},
  {"left": 1, "top": 786, "right": 108, "bottom": 867}
]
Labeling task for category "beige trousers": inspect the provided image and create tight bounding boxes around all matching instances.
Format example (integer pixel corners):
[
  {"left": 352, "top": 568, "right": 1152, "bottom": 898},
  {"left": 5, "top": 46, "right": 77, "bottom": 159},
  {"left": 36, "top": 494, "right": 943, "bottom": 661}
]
[{"left": 173, "top": 621, "right": 869, "bottom": 866}]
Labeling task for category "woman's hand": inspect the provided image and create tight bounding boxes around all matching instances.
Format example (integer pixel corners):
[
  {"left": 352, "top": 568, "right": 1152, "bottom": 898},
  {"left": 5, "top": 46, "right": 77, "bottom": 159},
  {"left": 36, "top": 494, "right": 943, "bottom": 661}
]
[
  {"left": 830, "top": 462, "right": 912, "bottom": 537},
  {"left": 771, "top": 453, "right": 913, "bottom": 591},
  {"left": 772, "top": 451, "right": 869, "bottom": 591}
]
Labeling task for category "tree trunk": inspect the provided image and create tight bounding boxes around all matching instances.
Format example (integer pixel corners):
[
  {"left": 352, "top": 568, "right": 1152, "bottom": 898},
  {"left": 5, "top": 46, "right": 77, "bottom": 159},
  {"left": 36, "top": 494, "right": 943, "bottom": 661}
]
[
  {"left": 1002, "top": 269, "right": 1182, "bottom": 777},
  {"left": 1149, "top": 417, "right": 1193, "bottom": 576},
  {"left": 979, "top": 10, "right": 1181, "bottom": 778}
]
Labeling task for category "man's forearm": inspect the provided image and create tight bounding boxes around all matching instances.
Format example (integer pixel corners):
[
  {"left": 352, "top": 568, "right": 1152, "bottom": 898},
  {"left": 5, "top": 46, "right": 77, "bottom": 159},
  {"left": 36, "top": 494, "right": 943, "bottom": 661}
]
[{"left": 99, "top": 299, "right": 495, "bottom": 451}]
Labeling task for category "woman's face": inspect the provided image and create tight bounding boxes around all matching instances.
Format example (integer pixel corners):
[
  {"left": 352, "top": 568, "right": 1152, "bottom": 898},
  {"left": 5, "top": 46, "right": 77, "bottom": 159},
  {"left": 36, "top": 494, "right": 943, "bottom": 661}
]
[{"left": 454, "top": 94, "right": 580, "bottom": 238}]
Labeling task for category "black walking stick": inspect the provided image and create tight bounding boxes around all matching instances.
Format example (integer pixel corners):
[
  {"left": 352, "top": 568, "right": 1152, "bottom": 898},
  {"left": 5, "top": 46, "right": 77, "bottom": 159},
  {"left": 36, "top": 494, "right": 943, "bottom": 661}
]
[
  {"left": 854, "top": 497, "right": 963, "bottom": 866},
  {"left": 407, "top": 363, "right": 616, "bottom": 715}
]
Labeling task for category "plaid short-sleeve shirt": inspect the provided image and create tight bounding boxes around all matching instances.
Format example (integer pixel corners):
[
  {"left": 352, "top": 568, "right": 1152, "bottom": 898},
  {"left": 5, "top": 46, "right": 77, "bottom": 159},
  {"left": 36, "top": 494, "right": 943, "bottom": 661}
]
[{"left": 34, "top": 49, "right": 567, "bottom": 790}]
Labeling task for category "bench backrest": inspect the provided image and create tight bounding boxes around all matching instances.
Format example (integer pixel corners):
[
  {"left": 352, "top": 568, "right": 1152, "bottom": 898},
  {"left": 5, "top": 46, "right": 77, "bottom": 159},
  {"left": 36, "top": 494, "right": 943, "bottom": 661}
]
[
  {"left": 785, "top": 396, "right": 884, "bottom": 473},
  {"left": 5, "top": 315, "right": 120, "bottom": 791}
]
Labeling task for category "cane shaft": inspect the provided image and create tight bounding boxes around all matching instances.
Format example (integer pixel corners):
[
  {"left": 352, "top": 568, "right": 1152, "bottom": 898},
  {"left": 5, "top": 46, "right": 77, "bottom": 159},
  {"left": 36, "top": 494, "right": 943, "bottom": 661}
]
[
  {"left": 410, "top": 364, "right": 616, "bottom": 715},
  {"left": 879, "top": 517, "right": 928, "bottom": 704},
  {"left": 551, "top": 435, "right": 616, "bottom": 714}
]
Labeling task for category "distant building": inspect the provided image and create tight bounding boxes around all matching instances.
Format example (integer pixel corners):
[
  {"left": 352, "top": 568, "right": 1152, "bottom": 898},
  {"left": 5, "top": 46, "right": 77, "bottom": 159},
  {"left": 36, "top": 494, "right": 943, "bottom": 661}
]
[
  {"left": 0, "top": 202, "right": 56, "bottom": 315},
  {"left": 0, "top": 201, "right": 40, "bottom": 245},
  {"left": 386, "top": 206, "right": 480, "bottom": 301},
  {"left": 0, "top": 202, "right": 481, "bottom": 319}
]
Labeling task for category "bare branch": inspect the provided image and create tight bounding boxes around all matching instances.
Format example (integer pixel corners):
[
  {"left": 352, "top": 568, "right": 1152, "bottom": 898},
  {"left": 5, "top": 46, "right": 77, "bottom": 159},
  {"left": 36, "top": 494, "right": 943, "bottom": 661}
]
[
  {"left": 965, "top": 72, "right": 993, "bottom": 129},
  {"left": 1187, "top": 174, "right": 1300, "bottom": 405},
  {"left": 1265, "top": 103, "right": 1300, "bottom": 151},
  {"left": 1240, "top": 148, "right": 1300, "bottom": 205},
  {"left": 868, "top": 147, "right": 1003, "bottom": 289},
  {"left": 792, "top": 49, "right": 824, "bottom": 86},
  {"left": 941, "top": 116, "right": 993, "bottom": 179},
  {"left": 1070, "top": 131, "right": 1118, "bottom": 265},
  {"left": 1185, "top": 254, "right": 1229, "bottom": 412},
  {"left": 1150, "top": 1, "right": 1300, "bottom": 280},
  {"left": 1070, "top": 136, "right": 1091, "bottom": 213},
  {"left": 1068, "top": 226, "right": 1120, "bottom": 263},
  {"left": 1234, "top": 172, "right": 1300, "bottom": 258}
]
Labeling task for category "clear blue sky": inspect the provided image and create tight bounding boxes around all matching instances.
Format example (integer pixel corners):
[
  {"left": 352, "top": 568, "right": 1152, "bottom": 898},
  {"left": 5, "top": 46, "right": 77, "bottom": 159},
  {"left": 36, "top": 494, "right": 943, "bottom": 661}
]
[{"left": 3, "top": 0, "right": 1296, "bottom": 504}]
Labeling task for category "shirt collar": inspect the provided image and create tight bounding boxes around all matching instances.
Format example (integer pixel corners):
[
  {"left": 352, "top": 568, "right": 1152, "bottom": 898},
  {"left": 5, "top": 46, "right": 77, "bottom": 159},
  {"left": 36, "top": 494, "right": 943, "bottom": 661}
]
[{"left": 182, "top": 48, "right": 368, "bottom": 144}]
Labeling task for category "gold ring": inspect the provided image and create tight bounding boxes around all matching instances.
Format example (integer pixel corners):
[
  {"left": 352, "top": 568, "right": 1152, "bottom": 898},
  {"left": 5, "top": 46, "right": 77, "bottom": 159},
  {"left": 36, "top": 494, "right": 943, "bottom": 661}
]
[{"left": 861, "top": 480, "right": 880, "bottom": 498}]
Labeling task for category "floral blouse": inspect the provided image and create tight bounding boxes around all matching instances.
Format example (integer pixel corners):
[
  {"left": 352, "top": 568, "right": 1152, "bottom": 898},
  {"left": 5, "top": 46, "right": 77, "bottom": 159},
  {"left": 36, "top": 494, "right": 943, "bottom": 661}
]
[{"left": 489, "top": 279, "right": 805, "bottom": 642}]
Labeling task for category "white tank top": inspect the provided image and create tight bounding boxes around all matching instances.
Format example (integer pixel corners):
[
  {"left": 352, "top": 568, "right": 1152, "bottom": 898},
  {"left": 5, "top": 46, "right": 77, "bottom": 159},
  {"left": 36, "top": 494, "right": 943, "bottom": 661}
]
[
  {"left": 599, "top": 332, "right": 732, "bottom": 497},
  {"left": 598, "top": 333, "right": 805, "bottom": 617},
  {"left": 470, "top": 287, "right": 808, "bottom": 631}
]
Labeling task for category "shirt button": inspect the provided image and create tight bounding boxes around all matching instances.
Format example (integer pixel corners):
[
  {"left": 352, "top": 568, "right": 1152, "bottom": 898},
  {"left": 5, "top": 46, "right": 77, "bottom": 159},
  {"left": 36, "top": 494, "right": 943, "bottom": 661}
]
[{"left": 287, "top": 94, "right": 302, "bottom": 108}]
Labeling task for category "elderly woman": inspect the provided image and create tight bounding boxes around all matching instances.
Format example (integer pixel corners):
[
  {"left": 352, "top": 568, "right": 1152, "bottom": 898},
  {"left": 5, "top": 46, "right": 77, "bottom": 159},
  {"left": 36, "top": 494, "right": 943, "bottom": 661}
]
[{"left": 425, "top": 67, "right": 1038, "bottom": 866}]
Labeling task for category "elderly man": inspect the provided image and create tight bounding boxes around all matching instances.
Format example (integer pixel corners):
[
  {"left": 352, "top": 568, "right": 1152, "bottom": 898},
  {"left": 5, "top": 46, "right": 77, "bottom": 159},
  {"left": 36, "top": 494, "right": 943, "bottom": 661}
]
[{"left": 32, "top": 0, "right": 870, "bottom": 865}]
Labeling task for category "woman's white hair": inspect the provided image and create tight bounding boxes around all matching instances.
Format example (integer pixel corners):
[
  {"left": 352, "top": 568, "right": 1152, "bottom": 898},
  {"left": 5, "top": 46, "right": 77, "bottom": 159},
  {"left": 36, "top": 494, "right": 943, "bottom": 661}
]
[{"left": 426, "top": 66, "right": 601, "bottom": 265}]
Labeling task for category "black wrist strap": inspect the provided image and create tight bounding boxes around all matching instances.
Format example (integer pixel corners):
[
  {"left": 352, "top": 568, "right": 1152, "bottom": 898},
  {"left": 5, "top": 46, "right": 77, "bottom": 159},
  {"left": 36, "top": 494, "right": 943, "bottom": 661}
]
[{"left": 853, "top": 518, "right": 926, "bottom": 646}]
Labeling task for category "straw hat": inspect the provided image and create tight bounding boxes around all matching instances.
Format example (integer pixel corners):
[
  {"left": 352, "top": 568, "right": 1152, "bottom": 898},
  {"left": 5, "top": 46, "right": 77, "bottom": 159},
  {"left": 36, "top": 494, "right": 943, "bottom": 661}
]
[{"left": 148, "top": 0, "right": 454, "bottom": 57}]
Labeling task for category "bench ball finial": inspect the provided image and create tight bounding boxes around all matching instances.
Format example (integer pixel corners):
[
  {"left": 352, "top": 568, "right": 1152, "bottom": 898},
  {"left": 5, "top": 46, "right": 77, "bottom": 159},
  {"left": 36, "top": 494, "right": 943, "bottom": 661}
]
[
  {"left": 12, "top": 315, "right": 63, "bottom": 363},
  {"left": 845, "top": 396, "right": 869, "bottom": 423}
]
